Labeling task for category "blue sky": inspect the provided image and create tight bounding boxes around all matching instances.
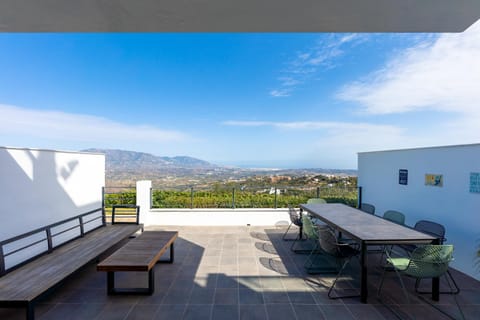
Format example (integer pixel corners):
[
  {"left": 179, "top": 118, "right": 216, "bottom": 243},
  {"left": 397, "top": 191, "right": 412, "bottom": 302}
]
[{"left": 1, "top": 25, "right": 480, "bottom": 169}]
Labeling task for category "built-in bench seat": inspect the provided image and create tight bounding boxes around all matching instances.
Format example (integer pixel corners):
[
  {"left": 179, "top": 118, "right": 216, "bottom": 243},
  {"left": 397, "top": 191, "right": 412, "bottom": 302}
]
[{"left": 0, "top": 207, "right": 142, "bottom": 320}]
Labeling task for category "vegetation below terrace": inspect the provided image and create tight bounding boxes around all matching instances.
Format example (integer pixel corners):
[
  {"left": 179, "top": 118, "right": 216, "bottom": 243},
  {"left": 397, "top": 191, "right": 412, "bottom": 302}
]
[{"left": 105, "top": 174, "right": 358, "bottom": 209}]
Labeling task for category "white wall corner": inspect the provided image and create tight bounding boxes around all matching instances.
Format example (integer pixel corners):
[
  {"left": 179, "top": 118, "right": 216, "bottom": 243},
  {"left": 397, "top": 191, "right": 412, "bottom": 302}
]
[{"left": 136, "top": 180, "right": 152, "bottom": 225}]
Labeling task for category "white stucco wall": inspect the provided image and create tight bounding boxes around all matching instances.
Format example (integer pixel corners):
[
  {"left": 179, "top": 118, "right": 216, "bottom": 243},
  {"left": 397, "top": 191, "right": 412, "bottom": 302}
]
[
  {"left": 358, "top": 144, "right": 480, "bottom": 279},
  {"left": 0, "top": 147, "right": 105, "bottom": 241}
]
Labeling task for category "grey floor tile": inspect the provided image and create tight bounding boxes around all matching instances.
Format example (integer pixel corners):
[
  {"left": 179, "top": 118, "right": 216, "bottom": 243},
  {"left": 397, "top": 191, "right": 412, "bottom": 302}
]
[
  {"left": 288, "top": 291, "right": 316, "bottom": 304},
  {"left": 153, "top": 304, "right": 186, "bottom": 319},
  {"left": 346, "top": 304, "right": 385, "bottom": 320},
  {"left": 239, "top": 304, "right": 267, "bottom": 320},
  {"left": 214, "top": 288, "right": 239, "bottom": 305},
  {"left": 292, "top": 304, "right": 326, "bottom": 320},
  {"left": 239, "top": 288, "right": 264, "bottom": 304},
  {"left": 189, "top": 287, "right": 215, "bottom": 304},
  {"left": 126, "top": 304, "right": 159, "bottom": 320},
  {"left": 212, "top": 305, "right": 239, "bottom": 320},
  {"left": 263, "top": 291, "right": 291, "bottom": 304},
  {"left": 319, "top": 305, "right": 356, "bottom": 320},
  {"left": 162, "top": 287, "right": 193, "bottom": 304},
  {"left": 94, "top": 302, "right": 134, "bottom": 320},
  {"left": 183, "top": 305, "right": 213, "bottom": 320},
  {"left": 265, "top": 304, "right": 296, "bottom": 320}
]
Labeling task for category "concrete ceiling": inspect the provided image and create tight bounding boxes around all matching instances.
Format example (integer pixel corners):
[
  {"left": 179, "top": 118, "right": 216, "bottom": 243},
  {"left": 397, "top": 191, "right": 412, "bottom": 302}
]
[{"left": 0, "top": 0, "right": 479, "bottom": 32}]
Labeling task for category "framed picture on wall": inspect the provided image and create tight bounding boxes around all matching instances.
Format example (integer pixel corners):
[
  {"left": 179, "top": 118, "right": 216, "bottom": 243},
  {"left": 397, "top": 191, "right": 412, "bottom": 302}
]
[
  {"left": 470, "top": 172, "right": 480, "bottom": 193},
  {"left": 399, "top": 169, "right": 408, "bottom": 185},
  {"left": 425, "top": 174, "right": 443, "bottom": 187}
]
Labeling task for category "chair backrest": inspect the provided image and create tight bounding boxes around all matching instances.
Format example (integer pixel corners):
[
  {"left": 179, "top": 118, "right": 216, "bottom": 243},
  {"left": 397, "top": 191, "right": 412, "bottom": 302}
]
[
  {"left": 383, "top": 210, "right": 405, "bottom": 225},
  {"left": 288, "top": 205, "right": 302, "bottom": 226},
  {"left": 302, "top": 215, "right": 318, "bottom": 240},
  {"left": 307, "top": 198, "right": 327, "bottom": 204},
  {"left": 414, "top": 220, "right": 446, "bottom": 244},
  {"left": 405, "top": 245, "right": 453, "bottom": 278},
  {"left": 317, "top": 226, "right": 339, "bottom": 256},
  {"left": 359, "top": 203, "right": 375, "bottom": 215}
]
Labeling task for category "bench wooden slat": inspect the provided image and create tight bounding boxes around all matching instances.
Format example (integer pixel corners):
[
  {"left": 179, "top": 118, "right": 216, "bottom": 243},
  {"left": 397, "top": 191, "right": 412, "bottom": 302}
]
[{"left": 0, "top": 224, "right": 142, "bottom": 302}]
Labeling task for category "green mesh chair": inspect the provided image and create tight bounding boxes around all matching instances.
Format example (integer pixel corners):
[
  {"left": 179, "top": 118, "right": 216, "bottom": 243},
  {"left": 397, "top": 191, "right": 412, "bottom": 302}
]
[
  {"left": 378, "top": 210, "right": 406, "bottom": 259},
  {"left": 301, "top": 216, "right": 338, "bottom": 274},
  {"left": 377, "top": 245, "right": 464, "bottom": 320},
  {"left": 307, "top": 198, "right": 327, "bottom": 204},
  {"left": 306, "top": 198, "right": 327, "bottom": 225},
  {"left": 291, "top": 214, "right": 319, "bottom": 254}
]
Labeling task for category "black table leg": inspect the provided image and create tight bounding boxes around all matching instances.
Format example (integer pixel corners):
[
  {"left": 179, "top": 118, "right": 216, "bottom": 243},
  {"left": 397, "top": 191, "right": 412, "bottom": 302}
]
[
  {"left": 360, "top": 241, "right": 368, "bottom": 303},
  {"left": 432, "top": 238, "right": 440, "bottom": 301}
]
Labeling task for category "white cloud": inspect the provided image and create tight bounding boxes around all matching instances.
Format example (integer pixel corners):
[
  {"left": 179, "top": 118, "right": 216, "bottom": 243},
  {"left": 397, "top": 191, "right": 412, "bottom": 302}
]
[
  {"left": 270, "top": 34, "right": 369, "bottom": 97},
  {"left": 337, "top": 22, "right": 480, "bottom": 116},
  {"left": 0, "top": 104, "right": 188, "bottom": 147},
  {"left": 269, "top": 89, "right": 291, "bottom": 97}
]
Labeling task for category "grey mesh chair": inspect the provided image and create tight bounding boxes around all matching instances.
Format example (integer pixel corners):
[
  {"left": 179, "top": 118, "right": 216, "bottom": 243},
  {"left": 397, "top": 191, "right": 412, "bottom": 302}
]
[
  {"left": 282, "top": 206, "right": 303, "bottom": 241},
  {"left": 400, "top": 220, "right": 459, "bottom": 294},
  {"left": 317, "top": 226, "right": 361, "bottom": 299},
  {"left": 359, "top": 203, "right": 375, "bottom": 215},
  {"left": 378, "top": 245, "right": 464, "bottom": 320},
  {"left": 378, "top": 210, "right": 406, "bottom": 260}
]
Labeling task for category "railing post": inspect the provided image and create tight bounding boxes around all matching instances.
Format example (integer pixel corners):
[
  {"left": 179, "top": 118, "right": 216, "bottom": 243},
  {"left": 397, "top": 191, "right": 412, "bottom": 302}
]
[
  {"left": 357, "top": 186, "right": 362, "bottom": 208},
  {"left": 232, "top": 187, "right": 236, "bottom": 209},
  {"left": 274, "top": 187, "right": 278, "bottom": 209},
  {"left": 101, "top": 186, "right": 106, "bottom": 226},
  {"left": 190, "top": 187, "right": 194, "bottom": 209},
  {"left": 316, "top": 187, "right": 320, "bottom": 198},
  {"left": 0, "top": 246, "right": 5, "bottom": 276},
  {"left": 150, "top": 187, "right": 153, "bottom": 209}
]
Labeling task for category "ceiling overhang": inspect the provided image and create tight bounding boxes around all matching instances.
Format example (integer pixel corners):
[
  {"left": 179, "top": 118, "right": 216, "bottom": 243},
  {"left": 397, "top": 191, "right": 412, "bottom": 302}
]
[{"left": 0, "top": 0, "right": 479, "bottom": 32}]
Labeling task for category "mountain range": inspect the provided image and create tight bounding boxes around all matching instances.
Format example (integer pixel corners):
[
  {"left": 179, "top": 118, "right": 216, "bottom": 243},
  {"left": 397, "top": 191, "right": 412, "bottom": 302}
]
[
  {"left": 82, "top": 148, "right": 356, "bottom": 188},
  {"left": 82, "top": 148, "right": 215, "bottom": 170}
]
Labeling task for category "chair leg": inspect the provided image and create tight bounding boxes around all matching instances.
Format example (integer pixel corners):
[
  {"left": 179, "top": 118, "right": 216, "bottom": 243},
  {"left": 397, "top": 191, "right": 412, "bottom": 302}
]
[
  {"left": 291, "top": 233, "right": 313, "bottom": 254},
  {"left": 304, "top": 244, "right": 337, "bottom": 274},
  {"left": 415, "top": 270, "right": 460, "bottom": 295},
  {"left": 328, "top": 256, "right": 360, "bottom": 299},
  {"left": 415, "top": 273, "right": 465, "bottom": 320},
  {"left": 282, "top": 223, "right": 294, "bottom": 240}
]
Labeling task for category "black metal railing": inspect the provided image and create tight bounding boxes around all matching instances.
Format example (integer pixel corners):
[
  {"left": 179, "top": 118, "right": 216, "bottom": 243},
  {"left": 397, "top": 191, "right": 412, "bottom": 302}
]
[
  {"left": 148, "top": 185, "right": 360, "bottom": 209},
  {"left": 102, "top": 185, "right": 360, "bottom": 210},
  {"left": 0, "top": 208, "right": 104, "bottom": 276}
]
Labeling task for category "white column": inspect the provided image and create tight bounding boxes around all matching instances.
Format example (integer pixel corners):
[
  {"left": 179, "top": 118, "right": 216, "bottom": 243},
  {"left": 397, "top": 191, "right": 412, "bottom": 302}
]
[{"left": 136, "top": 180, "right": 152, "bottom": 225}]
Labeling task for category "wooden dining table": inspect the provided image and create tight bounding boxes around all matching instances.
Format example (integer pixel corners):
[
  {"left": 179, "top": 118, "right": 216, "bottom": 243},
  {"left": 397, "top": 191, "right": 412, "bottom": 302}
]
[{"left": 299, "top": 203, "right": 439, "bottom": 303}]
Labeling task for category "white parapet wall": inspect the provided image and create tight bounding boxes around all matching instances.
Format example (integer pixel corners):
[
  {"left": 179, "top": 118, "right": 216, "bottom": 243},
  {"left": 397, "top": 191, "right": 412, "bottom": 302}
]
[
  {"left": 0, "top": 146, "right": 105, "bottom": 241},
  {"left": 136, "top": 180, "right": 290, "bottom": 227},
  {"left": 358, "top": 143, "right": 480, "bottom": 280}
]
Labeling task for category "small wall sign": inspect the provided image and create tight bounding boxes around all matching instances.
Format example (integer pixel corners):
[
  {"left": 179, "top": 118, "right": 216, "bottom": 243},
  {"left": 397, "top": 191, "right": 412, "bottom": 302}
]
[
  {"left": 399, "top": 169, "right": 408, "bottom": 185},
  {"left": 470, "top": 172, "right": 480, "bottom": 193},
  {"left": 425, "top": 174, "right": 443, "bottom": 187}
]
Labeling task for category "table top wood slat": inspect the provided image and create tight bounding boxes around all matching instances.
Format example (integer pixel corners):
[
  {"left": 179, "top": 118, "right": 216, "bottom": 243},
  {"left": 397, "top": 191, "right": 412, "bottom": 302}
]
[
  {"left": 97, "top": 231, "right": 178, "bottom": 272},
  {"left": 0, "top": 224, "right": 142, "bottom": 302},
  {"left": 300, "top": 203, "right": 436, "bottom": 244}
]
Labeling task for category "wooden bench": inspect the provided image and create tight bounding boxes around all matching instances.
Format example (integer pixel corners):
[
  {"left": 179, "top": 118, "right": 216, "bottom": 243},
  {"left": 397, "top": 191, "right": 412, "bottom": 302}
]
[
  {"left": 0, "top": 208, "right": 142, "bottom": 320},
  {"left": 97, "top": 231, "right": 178, "bottom": 295}
]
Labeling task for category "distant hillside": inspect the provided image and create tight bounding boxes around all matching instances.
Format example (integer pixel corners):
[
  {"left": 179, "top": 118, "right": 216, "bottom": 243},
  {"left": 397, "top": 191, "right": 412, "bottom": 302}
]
[
  {"left": 82, "top": 148, "right": 356, "bottom": 188},
  {"left": 82, "top": 149, "right": 215, "bottom": 170}
]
